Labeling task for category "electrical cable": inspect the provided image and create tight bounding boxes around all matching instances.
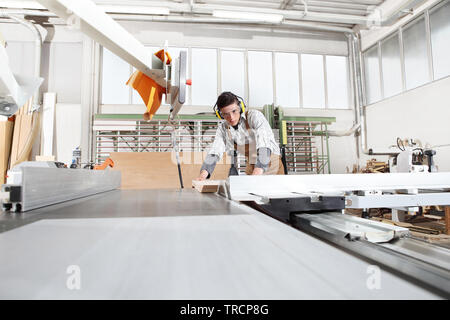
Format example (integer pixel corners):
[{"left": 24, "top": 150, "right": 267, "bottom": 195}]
[{"left": 397, "top": 137, "right": 405, "bottom": 151}]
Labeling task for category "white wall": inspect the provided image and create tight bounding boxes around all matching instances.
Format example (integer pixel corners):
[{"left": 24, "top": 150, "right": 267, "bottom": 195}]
[{"left": 364, "top": 76, "right": 450, "bottom": 171}]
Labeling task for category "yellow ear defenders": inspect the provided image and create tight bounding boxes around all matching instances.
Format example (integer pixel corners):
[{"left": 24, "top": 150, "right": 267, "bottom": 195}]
[{"left": 214, "top": 94, "right": 246, "bottom": 120}]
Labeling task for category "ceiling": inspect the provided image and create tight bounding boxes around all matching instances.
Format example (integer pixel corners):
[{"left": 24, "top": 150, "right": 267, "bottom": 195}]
[{"left": 0, "top": 0, "right": 430, "bottom": 33}]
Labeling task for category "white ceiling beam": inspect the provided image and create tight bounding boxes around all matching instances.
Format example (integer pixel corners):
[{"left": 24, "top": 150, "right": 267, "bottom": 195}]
[
  {"left": 35, "top": 0, "right": 166, "bottom": 86},
  {"left": 366, "top": 0, "right": 427, "bottom": 26}
]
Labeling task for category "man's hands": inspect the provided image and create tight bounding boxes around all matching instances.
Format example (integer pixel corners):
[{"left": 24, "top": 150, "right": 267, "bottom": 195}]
[
  {"left": 196, "top": 170, "right": 209, "bottom": 181},
  {"left": 252, "top": 167, "right": 264, "bottom": 175}
]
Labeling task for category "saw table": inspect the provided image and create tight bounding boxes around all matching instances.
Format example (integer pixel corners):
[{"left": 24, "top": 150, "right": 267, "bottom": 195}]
[{"left": 0, "top": 188, "right": 447, "bottom": 299}]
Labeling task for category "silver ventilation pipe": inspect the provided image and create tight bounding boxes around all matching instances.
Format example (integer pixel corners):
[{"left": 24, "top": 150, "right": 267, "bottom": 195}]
[{"left": 0, "top": 11, "right": 43, "bottom": 109}]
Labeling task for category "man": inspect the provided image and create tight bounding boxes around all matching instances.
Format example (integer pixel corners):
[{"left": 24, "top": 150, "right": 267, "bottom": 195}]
[{"left": 196, "top": 91, "right": 284, "bottom": 181}]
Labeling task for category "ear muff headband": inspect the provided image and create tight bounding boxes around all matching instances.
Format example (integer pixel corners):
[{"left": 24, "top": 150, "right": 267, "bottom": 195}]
[
  {"left": 215, "top": 106, "right": 222, "bottom": 120},
  {"left": 214, "top": 94, "right": 246, "bottom": 120},
  {"left": 239, "top": 100, "right": 246, "bottom": 114}
]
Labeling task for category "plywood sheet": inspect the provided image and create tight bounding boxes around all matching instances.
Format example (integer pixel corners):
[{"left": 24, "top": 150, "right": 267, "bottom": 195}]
[
  {"left": 109, "top": 152, "right": 231, "bottom": 189},
  {"left": 9, "top": 113, "right": 33, "bottom": 169},
  {"left": 0, "top": 118, "right": 14, "bottom": 184}
]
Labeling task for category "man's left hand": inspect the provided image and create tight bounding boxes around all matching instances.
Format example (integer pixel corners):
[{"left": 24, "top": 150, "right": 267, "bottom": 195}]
[{"left": 252, "top": 167, "right": 264, "bottom": 175}]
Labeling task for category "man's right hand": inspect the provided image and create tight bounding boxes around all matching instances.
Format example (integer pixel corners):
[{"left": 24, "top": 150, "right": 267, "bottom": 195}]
[{"left": 196, "top": 170, "right": 209, "bottom": 181}]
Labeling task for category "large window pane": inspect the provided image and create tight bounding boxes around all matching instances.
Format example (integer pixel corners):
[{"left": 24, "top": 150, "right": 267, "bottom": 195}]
[
  {"left": 221, "top": 50, "right": 245, "bottom": 98},
  {"left": 52, "top": 43, "right": 82, "bottom": 103},
  {"left": 301, "top": 54, "right": 325, "bottom": 109},
  {"left": 248, "top": 51, "right": 273, "bottom": 107},
  {"left": 326, "top": 55, "right": 349, "bottom": 109},
  {"left": 275, "top": 52, "right": 300, "bottom": 108},
  {"left": 364, "top": 46, "right": 382, "bottom": 104},
  {"left": 381, "top": 33, "right": 403, "bottom": 98},
  {"left": 430, "top": 0, "right": 450, "bottom": 80},
  {"left": 192, "top": 48, "right": 217, "bottom": 106},
  {"left": 403, "top": 17, "right": 429, "bottom": 90},
  {"left": 102, "top": 47, "right": 130, "bottom": 104}
]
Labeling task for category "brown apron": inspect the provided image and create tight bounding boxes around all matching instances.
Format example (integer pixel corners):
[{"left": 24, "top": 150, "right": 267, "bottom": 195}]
[{"left": 227, "top": 112, "right": 284, "bottom": 176}]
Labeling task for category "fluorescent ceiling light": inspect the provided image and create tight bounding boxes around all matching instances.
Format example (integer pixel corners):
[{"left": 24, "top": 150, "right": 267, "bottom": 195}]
[
  {"left": 0, "top": 0, "right": 45, "bottom": 10},
  {"left": 213, "top": 10, "right": 284, "bottom": 23},
  {"left": 101, "top": 5, "right": 170, "bottom": 15}
]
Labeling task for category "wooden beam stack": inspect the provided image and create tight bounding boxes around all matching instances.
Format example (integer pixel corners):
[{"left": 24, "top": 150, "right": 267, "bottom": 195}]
[
  {"left": 0, "top": 117, "right": 14, "bottom": 184},
  {"left": 9, "top": 99, "right": 34, "bottom": 169}
]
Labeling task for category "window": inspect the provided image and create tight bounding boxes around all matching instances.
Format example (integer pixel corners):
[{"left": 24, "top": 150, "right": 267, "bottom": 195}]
[
  {"left": 192, "top": 48, "right": 217, "bottom": 106},
  {"left": 101, "top": 47, "right": 130, "bottom": 104},
  {"left": 221, "top": 50, "right": 245, "bottom": 98},
  {"left": 52, "top": 43, "right": 82, "bottom": 103},
  {"left": 403, "top": 16, "right": 430, "bottom": 90},
  {"left": 275, "top": 52, "right": 300, "bottom": 108},
  {"left": 363, "top": 45, "right": 382, "bottom": 104},
  {"left": 101, "top": 46, "right": 351, "bottom": 111},
  {"left": 326, "top": 55, "right": 350, "bottom": 109},
  {"left": 301, "top": 54, "right": 325, "bottom": 109},
  {"left": 381, "top": 33, "right": 403, "bottom": 98},
  {"left": 248, "top": 51, "right": 273, "bottom": 108},
  {"left": 430, "top": 0, "right": 450, "bottom": 80}
]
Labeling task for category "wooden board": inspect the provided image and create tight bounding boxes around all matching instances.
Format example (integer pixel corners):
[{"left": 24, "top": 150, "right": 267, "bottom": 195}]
[
  {"left": 192, "top": 180, "right": 222, "bottom": 193},
  {"left": 9, "top": 100, "right": 34, "bottom": 169},
  {"left": 445, "top": 207, "right": 450, "bottom": 235},
  {"left": 36, "top": 155, "right": 56, "bottom": 162},
  {"left": 0, "top": 118, "right": 14, "bottom": 184},
  {"left": 109, "top": 152, "right": 231, "bottom": 190},
  {"left": 9, "top": 113, "right": 33, "bottom": 168}
]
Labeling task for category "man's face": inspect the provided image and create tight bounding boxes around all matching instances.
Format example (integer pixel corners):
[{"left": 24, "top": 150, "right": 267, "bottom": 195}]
[{"left": 220, "top": 103, "right": 241, "bottom": 126}]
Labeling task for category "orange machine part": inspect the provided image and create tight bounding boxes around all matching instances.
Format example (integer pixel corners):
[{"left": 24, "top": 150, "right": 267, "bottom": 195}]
[{"left": 94, "top": 158, "right": 114, "bottom": 170}]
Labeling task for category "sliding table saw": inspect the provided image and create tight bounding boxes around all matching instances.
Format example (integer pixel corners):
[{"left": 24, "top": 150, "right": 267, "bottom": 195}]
[{"left": 1, "top": 164, "right": 449, "bottom": 299}]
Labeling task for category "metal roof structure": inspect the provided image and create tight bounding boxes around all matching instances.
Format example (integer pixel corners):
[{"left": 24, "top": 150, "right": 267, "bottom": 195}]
[{"left": 0, "top": 0, "right": 429, "bottom": 33}]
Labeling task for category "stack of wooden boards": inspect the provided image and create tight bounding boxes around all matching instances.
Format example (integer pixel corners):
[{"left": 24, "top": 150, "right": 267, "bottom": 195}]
[
  {"left": 0, "top": 99, "right": 34, "bottom": 184},
  {"left": 0, "top": 116, "right": 14, "bottom": 184},
  {"left": 109, "top": 152, "right": 231, "bottom": 189},
  {"left": 9, "top": 100, "right": 34, "bottom": 168},
  {"left": 348, "top": 158, "right": 389, "bottom": 174}
]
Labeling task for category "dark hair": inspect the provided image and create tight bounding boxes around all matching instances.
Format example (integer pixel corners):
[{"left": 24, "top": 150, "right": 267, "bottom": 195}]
[{"left": 216, "top": 91, "right": 239, "bottom": 110}]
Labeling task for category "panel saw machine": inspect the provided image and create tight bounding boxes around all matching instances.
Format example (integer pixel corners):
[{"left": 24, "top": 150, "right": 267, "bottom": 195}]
[
  {"left": 0, "top": 0, "right": 450, "bottom": 300},
  {"left": 1, "top": 170, "right": 450, "bottom": 298}
]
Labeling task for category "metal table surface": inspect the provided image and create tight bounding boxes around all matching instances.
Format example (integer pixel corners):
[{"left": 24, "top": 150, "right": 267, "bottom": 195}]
[{"left": 0, "top": 189, "right": 444, "bottom": 299}]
